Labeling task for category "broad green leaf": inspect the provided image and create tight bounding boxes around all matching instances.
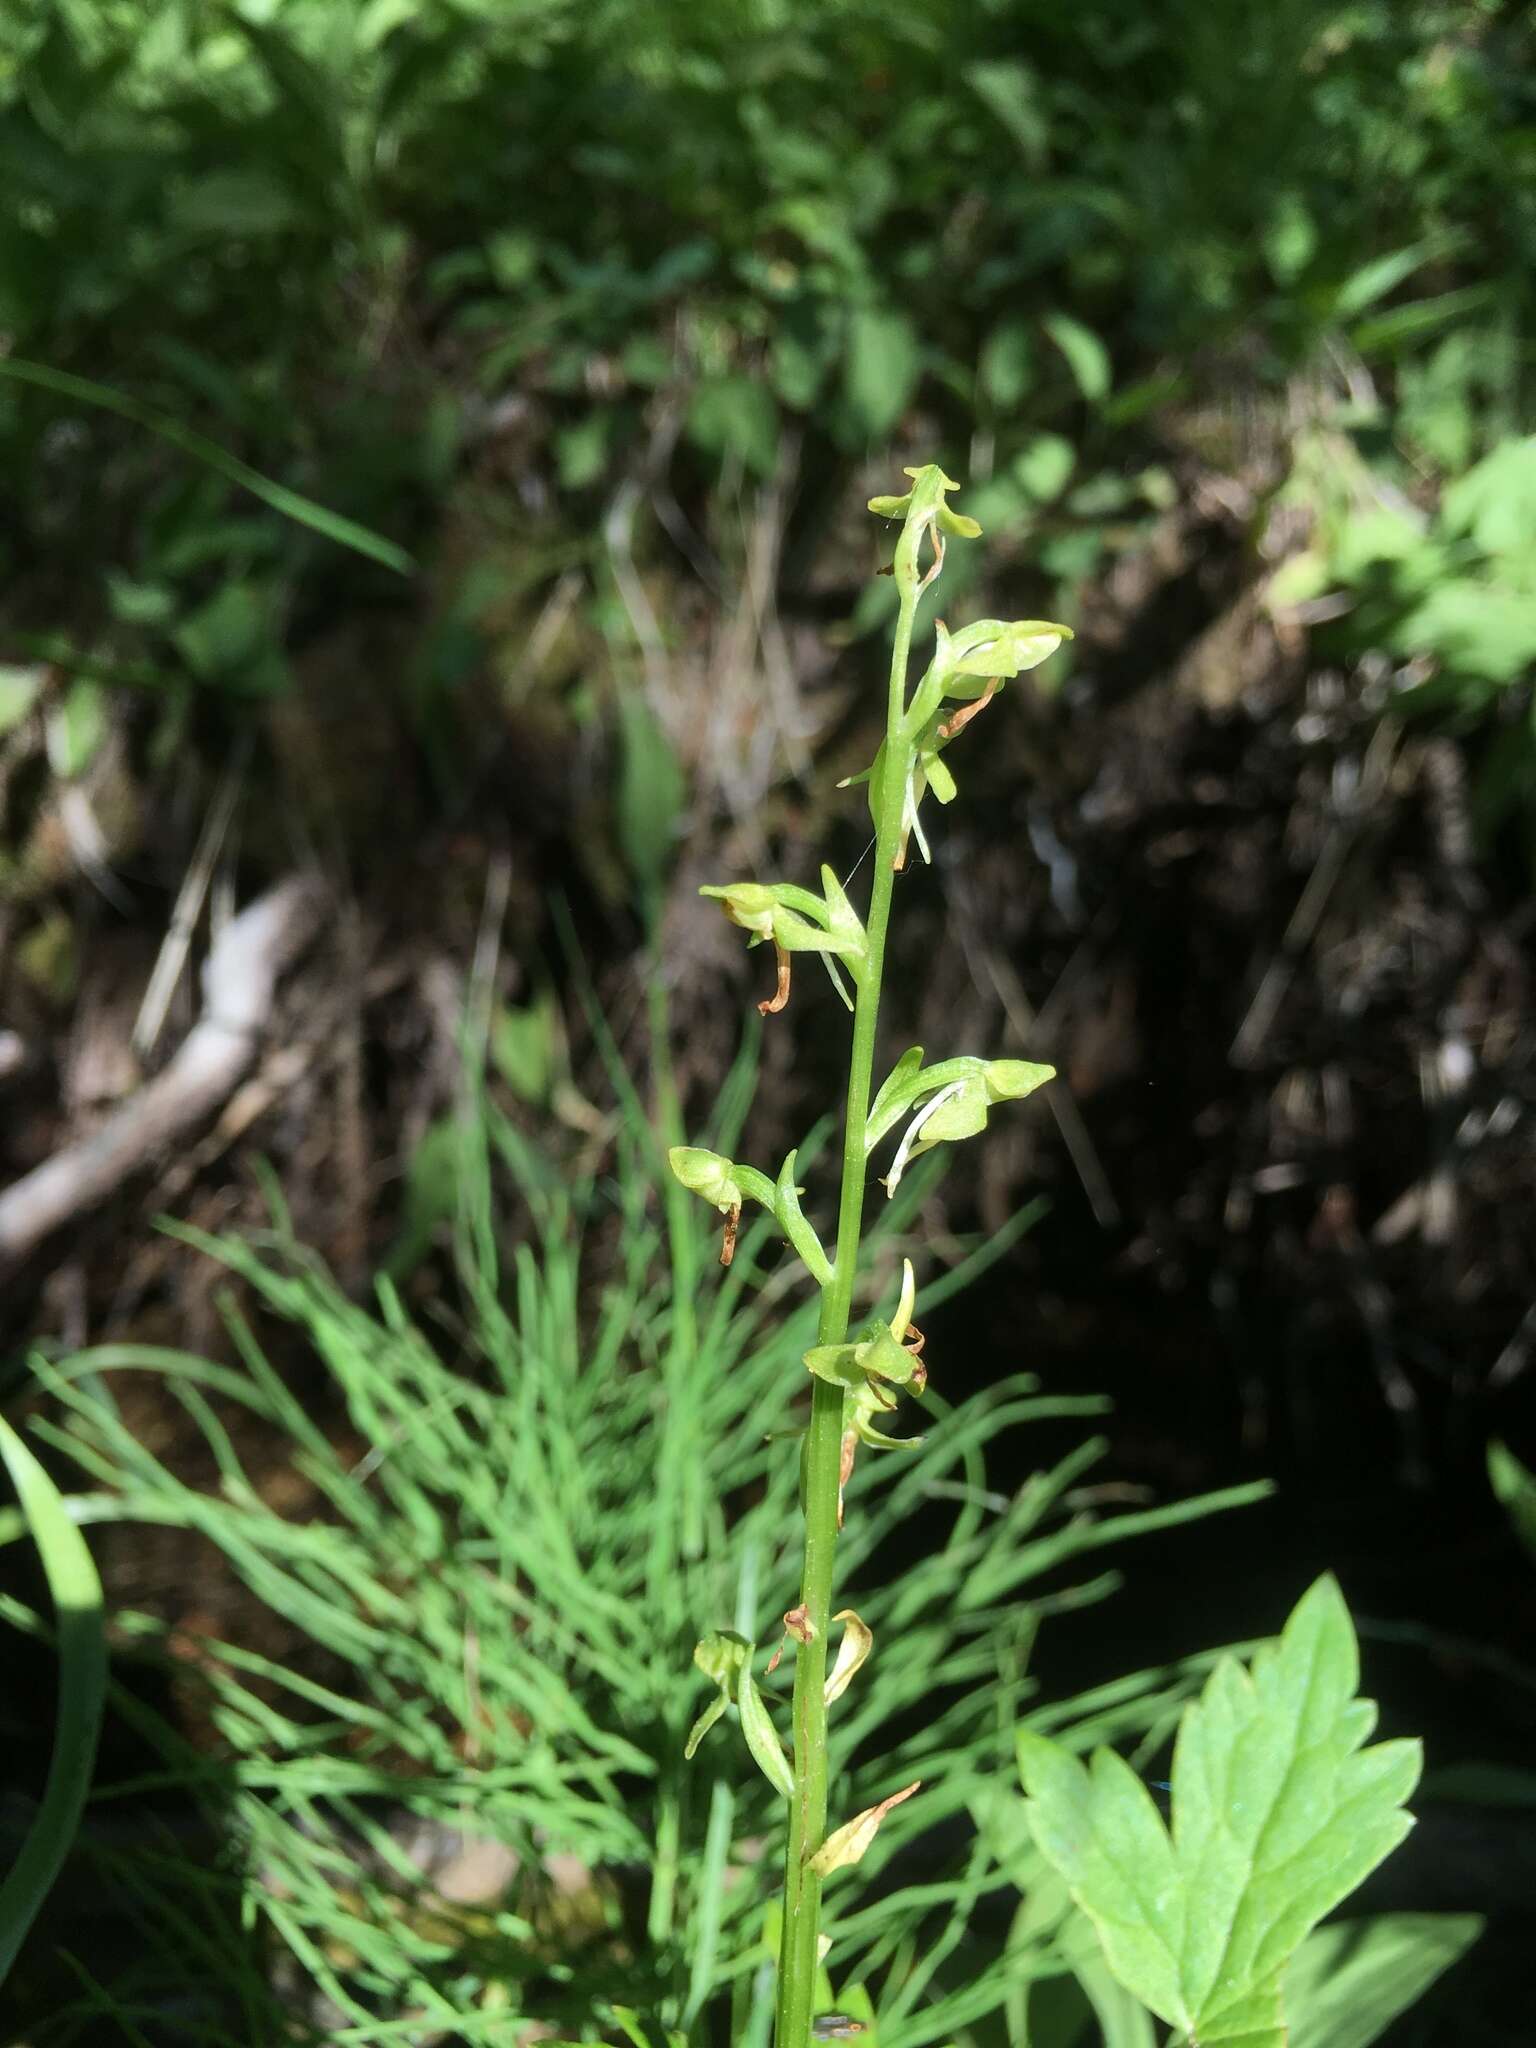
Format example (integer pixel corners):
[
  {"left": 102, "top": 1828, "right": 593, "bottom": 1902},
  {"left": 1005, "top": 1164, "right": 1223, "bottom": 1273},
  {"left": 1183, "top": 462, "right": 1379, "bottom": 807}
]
[
  {"left": 688, "top": 376, "right": 780, "bottom": 479},
  {"left": 44, "top": 676, "right": 108, "bottom": 778},
  {"left": 1488, "top": 1440, "right": 1536, "bottom": 1564},
  {"left": 1042, "top": 314, "right": 1111, "bottom": 403},
  {"left": 978, "top": 317, "right": 1035, "bottom": 409},
  {"left": 0, "top": 1418, "right": 107, "bottom": 1985},
  {"left": 174, "top": 581, "right": 271, "bottom": 685},
  {"left": 843, "top": 309, "right": 921, "bottom": 441},
  {"left": 1019, "top": 1576, "right": 1422, "bottom": 2048},
  {"left": 1014, "top": 433, "right": 1075, "bottom": 502},
  {"left": 1262, "top": 194, "right": 1316, "bottom": 286},
  {"left": 1440, "top": 436, "right": 1536, "bottom": 560},
  {"left": 1391, "top": 581, "right": 1536, "bottom": 682},
  {"left": 0, "top": 359, "right": 413, "bottom": 575},
  {"left": 1285, "top": 1912, "right": 1482, "bottom": 2048},
  {"left": 0, "top": 667, "right": 41, "bottom": 737}
]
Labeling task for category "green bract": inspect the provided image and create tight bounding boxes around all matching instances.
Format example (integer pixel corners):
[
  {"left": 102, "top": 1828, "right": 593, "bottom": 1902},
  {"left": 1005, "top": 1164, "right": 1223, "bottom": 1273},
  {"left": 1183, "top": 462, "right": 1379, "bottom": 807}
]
[{"left": 685, "top": 1631, "right": 793, "bottom": 1800}]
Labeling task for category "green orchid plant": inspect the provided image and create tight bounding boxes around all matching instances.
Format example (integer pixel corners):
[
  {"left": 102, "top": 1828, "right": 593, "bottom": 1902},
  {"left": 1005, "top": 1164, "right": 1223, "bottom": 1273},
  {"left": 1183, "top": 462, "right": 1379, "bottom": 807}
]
[{"left": 668, "top": 465, "right": 1067, "bottom": 2047}]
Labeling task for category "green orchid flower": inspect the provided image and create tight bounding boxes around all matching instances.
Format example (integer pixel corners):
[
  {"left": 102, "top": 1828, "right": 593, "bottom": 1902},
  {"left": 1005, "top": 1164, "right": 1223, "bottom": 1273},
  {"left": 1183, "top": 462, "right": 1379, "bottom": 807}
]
[
  {"left": 867, "top": 464, "right": 982, "bottom": 596},
  {"left": 701, "top": 870, "right": 867, "bottom": 1014}
]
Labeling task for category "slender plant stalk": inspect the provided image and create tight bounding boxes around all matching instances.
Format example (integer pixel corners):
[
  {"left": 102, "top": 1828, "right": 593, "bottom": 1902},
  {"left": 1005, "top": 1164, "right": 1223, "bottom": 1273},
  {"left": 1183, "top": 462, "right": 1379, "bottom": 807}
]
[
  {"left": 670, "top": 465, "right": 1069, "bottom": 2047},
  {"left": 773, "top": 584, "right": 916, "bottom": 2048}
]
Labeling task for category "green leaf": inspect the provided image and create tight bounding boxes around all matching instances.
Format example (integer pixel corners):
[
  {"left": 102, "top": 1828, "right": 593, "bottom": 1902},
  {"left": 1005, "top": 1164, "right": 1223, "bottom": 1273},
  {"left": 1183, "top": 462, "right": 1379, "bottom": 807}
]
[
  {"left": 1285, "top": 1913, "right": 1482, "bottom": 2048},
  {"left": 978, "top": 318, "right": 1034, "bottom": 410},
  {"left": 0, "top": 1417, "right": 107, "bottom": 1986},
  {"left": 1042, "top": 314, "right": 1111, "bottom": 403},
  {"left": 843, "top": 309, "right": 922, "bottom": 441},
  {"left": 0, "top": 359, "right": 413, "bottom": 575},
  {"left": 556, "top": 410, "right": 613, "bottom": 489},
  {"left": 965, "top": 59, "right": 1048, "bottom": 161},
  {"left": 615, "top": 693, "right": 685, "bottom": 906},
  {"left": 688, "top": 376, "right": 780, "bottom": 480},
  {"left": 44, "top": 676, "right": 108, "bottom": 778},
  {"left": 1440, "top": 436, "right": 1536, "bottom": 560},
  {"left": 1390, "top": 581, "right": 1536, "bottom": 682},
  {"left": 173, "top": 581, "right": 271, "bottom": 685},
  {"left": 686, "top": 1629, "right": 751, "bottom": 1759},
  {"left": 0, "top": 666, "right": 41, "bottom": 737},
  {"left": 1332, "top": 240, "right": 1440, "bottom": 319},
  {"left": 1014, "top": 433, "right": 1075, "bottom": 502},
  {"left": 491, "top": 996, "right": 558, "bottom": 1106},
  {"left": 1488, "top": 1440, "right": 1536, "bottom": 1564},
  {"left": 1262, "top": 194, "right": 1316, "bottom": 286},
  {"left": 1019, "top": 1576, "right": 1422, "bottom": 2047}
]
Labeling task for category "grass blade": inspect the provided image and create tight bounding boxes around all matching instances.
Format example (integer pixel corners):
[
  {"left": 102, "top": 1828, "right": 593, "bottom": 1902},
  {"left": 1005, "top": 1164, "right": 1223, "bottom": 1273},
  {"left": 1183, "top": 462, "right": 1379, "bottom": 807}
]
[
  {"left": 0, "top": 1417, "right": 108, "bottom": 1985},
  {"left": 0, "top": 358, "right": 414, "bottom": 576}
]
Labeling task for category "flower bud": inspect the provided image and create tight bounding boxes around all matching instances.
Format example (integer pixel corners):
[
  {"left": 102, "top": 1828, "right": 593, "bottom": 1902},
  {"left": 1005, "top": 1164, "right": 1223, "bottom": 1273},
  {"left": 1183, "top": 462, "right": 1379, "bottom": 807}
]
[{"left": 667, "top": 1146, "right": 743, "bottom": 1214}]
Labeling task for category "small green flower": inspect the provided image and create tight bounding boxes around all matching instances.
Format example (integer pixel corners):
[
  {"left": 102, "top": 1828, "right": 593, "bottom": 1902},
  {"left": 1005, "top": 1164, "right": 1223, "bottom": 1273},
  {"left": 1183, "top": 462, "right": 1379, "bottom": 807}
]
[
  {"left": 805, "top": 1259, "right": 928, "bottom": 1403},
  {"left": 701, "top": 874, "right": 867, "bottom": 1015},
  {"left": 867, "top": 464, "right": 983, "bottom": 595},
  {"left": 883, "top": 1059, "right": 1054, "bottom": 1194}
]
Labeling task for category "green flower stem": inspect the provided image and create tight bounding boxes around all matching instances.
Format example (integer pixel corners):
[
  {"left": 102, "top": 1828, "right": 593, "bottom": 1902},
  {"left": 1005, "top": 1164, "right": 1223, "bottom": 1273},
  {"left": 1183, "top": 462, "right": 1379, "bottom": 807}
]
[{"left": 775, "top": 582, "right": 918, "bottom": 2048}]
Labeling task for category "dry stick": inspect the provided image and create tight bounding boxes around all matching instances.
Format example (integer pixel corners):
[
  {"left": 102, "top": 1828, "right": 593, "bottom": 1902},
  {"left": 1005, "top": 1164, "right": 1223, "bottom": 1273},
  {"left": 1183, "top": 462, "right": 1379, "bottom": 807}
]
[
  {"left": 1230, "top": 720, "right": 1399, "bottom": 1069},
  {"left": 0, "top": 875, "right": 325, "bottom": 1262},
  {"left": 133, "top": 748, "right": 247, "bottom": 1058},
  {"left": 960, "top": 911, "right": 1120, "bottom": 1231}
]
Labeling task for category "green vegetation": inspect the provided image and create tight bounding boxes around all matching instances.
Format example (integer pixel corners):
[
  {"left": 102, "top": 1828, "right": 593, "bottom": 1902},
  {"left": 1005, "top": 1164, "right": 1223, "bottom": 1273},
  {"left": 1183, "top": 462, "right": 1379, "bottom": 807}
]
[
  {"left": 2, "top": 3, "right": 1531, "bottom": 788},
  {"left": 0, "top": 0, "right": 1530, "bottom": 2039},
  {"left": 8, "top": 1016, "right": 1273, "bottom": 2041},
  {"left": 0, "top": 1420, "right": 106, "bottom": 1990}
]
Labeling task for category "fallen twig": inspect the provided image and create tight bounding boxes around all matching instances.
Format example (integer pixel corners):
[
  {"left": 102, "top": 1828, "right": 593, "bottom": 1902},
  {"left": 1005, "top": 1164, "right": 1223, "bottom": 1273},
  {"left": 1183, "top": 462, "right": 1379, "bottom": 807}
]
[{"left": 0, "top": 875, "right": 325, "bottom": 1263}]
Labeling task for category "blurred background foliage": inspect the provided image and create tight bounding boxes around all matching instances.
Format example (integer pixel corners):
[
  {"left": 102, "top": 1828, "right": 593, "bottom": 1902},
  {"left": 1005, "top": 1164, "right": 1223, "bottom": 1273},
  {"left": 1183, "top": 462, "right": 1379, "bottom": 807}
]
[
  {"left": 3, "top": 0, "right": 1536, "bottom": 2036},
  {"left": 1, "top": 0, "right": 1531, "bottom": 793}
]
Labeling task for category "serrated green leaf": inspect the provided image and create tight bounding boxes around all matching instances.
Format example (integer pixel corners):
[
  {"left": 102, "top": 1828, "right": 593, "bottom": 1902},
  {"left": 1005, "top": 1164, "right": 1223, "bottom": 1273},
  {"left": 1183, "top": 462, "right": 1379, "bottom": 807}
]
[
  {"left": 1285, "top": 1912, "right": 1482, "bottom": 2048},
  {"left": 1020, "top": 1576, "right": 1422, "bottom": 2046}
]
